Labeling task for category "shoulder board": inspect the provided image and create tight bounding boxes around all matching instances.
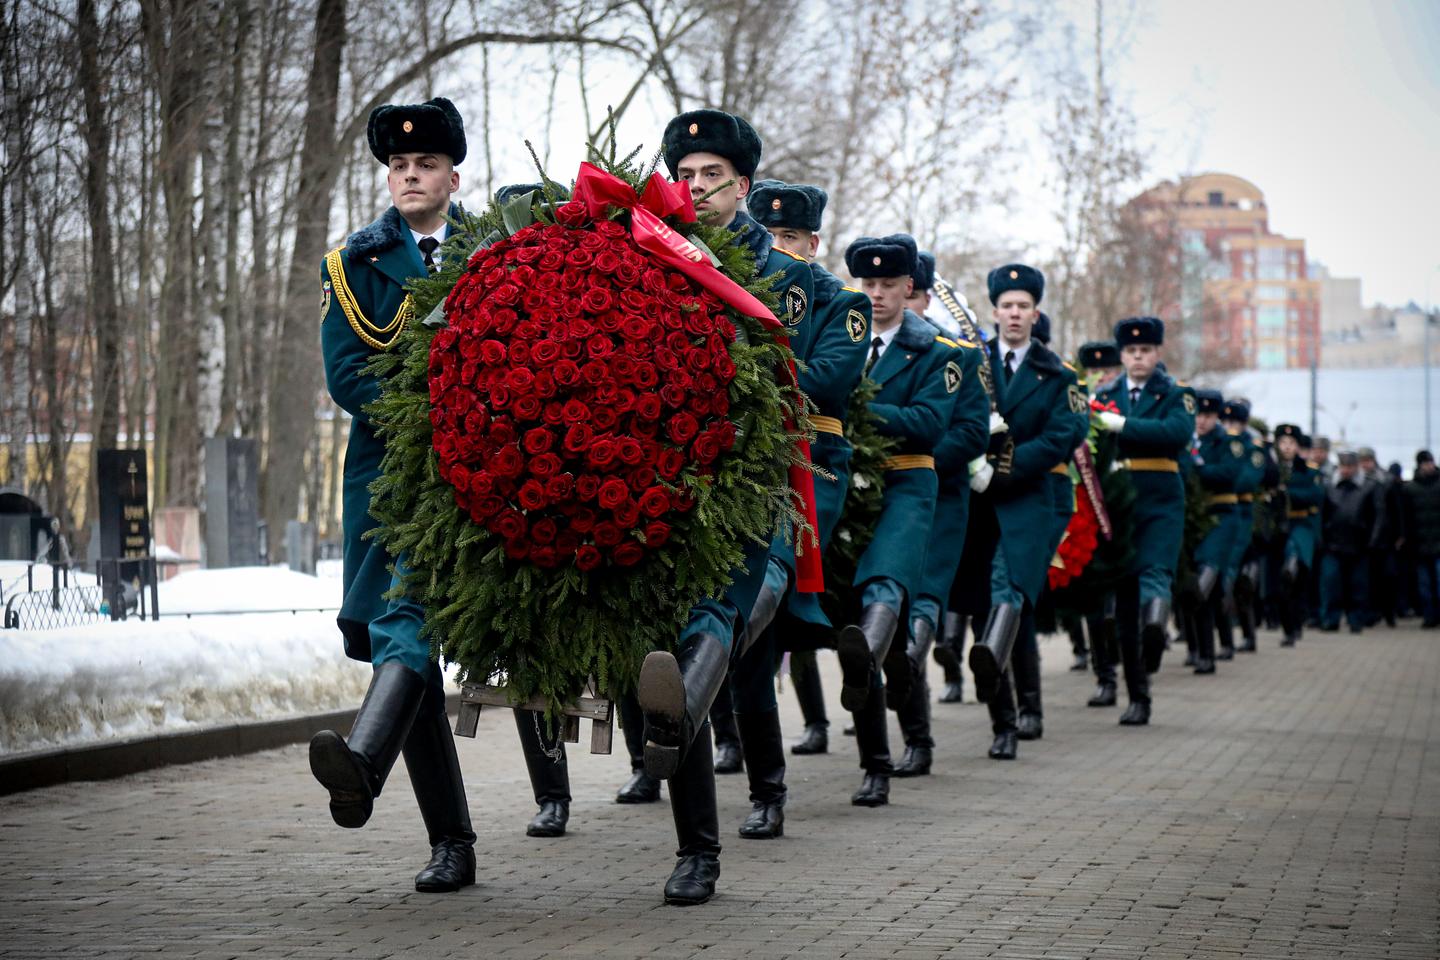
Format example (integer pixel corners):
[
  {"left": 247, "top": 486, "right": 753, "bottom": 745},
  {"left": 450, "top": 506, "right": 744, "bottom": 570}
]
[
  {"left": 936, "top": 336, "right": 959, "bottom": 348},
  {"left": 772, "top": 247, "right": 807, "bottom": 262},
  {"left": 955, "top": 338, "right": 976, "bottom": 348},
  {"left": 1306, "top": 460, "right": 1320, "bottom": 469},
  {"left": 841, "top": 286, "right": 862, "bottom": 294},
  {"left": 1062, "top": 360, "right": 1078, "bottom": 373},
  {"left": 324, "top": 246, "right": 412, "bottom": 351},
  {"left": 1177, "top": 380, "right": 1190, "bottom": 387}
]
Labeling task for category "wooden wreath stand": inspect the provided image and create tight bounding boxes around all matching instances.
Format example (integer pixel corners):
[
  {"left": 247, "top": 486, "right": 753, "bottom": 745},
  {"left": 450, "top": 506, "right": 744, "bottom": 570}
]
[{"left": 453, "top": 679, "right": 615, "bottom": 754}]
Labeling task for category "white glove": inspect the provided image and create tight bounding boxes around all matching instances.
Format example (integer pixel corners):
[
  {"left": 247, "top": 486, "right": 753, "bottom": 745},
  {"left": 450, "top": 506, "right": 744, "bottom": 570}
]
[
  {"left": 1097, "top": 411, "right": 1126, "bottom": 432},
  {"left": 988, "top": 411, "right": 1009, "bottom": 435},
  {"left": 968, "top": 456, "right": 993, "bottom": 493}
]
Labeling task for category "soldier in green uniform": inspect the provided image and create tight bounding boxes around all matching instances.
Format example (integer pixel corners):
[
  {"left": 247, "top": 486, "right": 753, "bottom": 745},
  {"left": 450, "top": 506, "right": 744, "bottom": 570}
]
[
  {"left": 627, "top": 109, "right": 815, "bottom": 905},
  {"left": 308, "top": 97, "right": 476, "bottom": 893},
  {"left": 966, "top": 264, "right": 1088, "bottom": 759},
  {"left": 1187, "top": 388, "right": 1248, "bottom": 675},
  {"left": 1272, "top": 423, "right": 1326, "bottom": 647},
  {"left": 1222, "top": 399, "right": 1266, "bottom": 653},
  {"left": 719, "top": 178, "right": 869, "bottom": 837},
  {"left": 892, "top": 250, "right": 990, "bottom": 777},
  {"left": 1093, "top": 317, "right": 1196, "bottom": 725},
  {"left": 835, "top": 233, "right": 957, "bottom": 806}
]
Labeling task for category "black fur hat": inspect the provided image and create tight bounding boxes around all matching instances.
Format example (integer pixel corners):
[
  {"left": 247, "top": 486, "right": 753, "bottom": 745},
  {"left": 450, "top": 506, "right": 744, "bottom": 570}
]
[
  {"left": 1033, "top": 311, "right": 1053, "bottom": 345},
  {"left": 749, "top": 180, "right": 826, "bottom": 231},
  {"left": 1195, "top": 389, "right": 1224, "bottom": 415},
  {"left": 987, "top": 263, "right": 1044, "bottom": 306},
  {"left": 912, "top": 251, "right": 936, "bottom": 292},
  {"left": 1221, "top": 398, "right": 1251, "bottom": 423},
  {"left": 845, "top": 234, "right": 918, "bottom": 279},
  {"left": 1114, "top": 316, "right": 1165, "bottom": 346},
  {"left": 662, "top": 110, "right": 762, "bottom": 181},
  {"left": 1078, "top": 340, "right": 1119, "bottom": 369},
  {"left": 368, "top": 97, "right": 466, "bottom": 165}
]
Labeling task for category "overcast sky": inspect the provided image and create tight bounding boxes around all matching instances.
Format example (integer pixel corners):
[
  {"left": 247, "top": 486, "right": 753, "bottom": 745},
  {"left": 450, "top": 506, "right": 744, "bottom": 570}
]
[{"left": 1013, "top": 0, "right": 1440, "bottom": 308}]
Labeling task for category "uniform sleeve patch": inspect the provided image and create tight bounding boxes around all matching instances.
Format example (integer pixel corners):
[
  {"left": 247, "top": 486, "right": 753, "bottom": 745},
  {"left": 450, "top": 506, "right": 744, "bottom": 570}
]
[
  {"left": 320, "top": 279, "right": 332, "bottom": 322},
  {"left": 1230, "top": 439, "right": 1244, "bottom": 458},
  {"left": 1182, "top": 393, "right": 1197, "bottom": 415},
  {"left": 784, "top": 284, "right": 808, "bottom": 327},
  {"left": 1251, "top": 451, "right": 1265, "bottom": 469},
  {"left": 847, "top": 308, "right": 867, "bottom": 342},
  {"left": 944, "top": 360, "right": 963, "bottom": 393},
  {"left": 1067, "top": 383, "right": 1088, "bottom": 415}
]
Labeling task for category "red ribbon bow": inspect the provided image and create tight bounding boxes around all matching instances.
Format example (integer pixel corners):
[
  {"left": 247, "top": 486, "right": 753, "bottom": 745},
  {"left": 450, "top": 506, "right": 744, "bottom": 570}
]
[{"left": 570, "top": 163, "right": 823, "bottom": 593}]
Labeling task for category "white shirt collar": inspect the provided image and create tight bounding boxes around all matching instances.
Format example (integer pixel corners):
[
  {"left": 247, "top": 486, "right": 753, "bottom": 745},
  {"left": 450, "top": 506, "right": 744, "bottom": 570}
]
[
  {"left": 1126, "top": 375, "right": 1149, "bottom": 394},
  {"left": 872, "top": 322, "right": 902, "bottom": 357},
  {"left": 999, "top": 338, "right": 1030, "bottom": 371},
  {"left": 411, "top": 227, "right": 445, "bottom": 248}
]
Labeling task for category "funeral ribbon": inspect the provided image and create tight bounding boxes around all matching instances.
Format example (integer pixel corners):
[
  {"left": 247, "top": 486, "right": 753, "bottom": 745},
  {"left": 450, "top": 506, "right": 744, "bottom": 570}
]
[
  {"left": 1073, "top": 442, "right": 1112, "bottom": 540},
  {"left": 571, "top": 163, "right": 824, "bottom": 593}
]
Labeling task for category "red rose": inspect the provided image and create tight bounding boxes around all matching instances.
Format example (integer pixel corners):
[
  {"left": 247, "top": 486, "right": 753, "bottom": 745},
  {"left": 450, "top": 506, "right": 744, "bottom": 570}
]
[
  {"left": 613, "top": 499, "right": 640, "bottom": 529},
  {"left": 586, "top": 336, "right": 614, "bottom": 359},
  {"left": 639, "top": 486, "right": 670, "bottom": 519},
  {"left": 581, "top": 287, "right": 614, "bottom": 313},
  {"left": 660, "top": 383, "right": 687, "bottom": 409},
  {"left": 575, "top": 545, "right": 603, "bottom": 571},
  {"left": 692, "top": 432, "right": 721, "bottom": 465},
  {"left": 564, "top": 423, "right": 594, "bottom": 454},
  {"left": 470, "top": 496, "right": 503, "bottom": 521},
  {"left": 544, "top": 473, "right": 574, "bottom": 501},
  {"left": 667, "top": 412, "right": 700, "bottom": 445},
  {"left": 494, "top": 509, "right": 526, "bottom": 541},
  {"left": 563, "top": 398, "right": 591, "bottom": 422},
  {"left": 467, "top": 471, "right": 495, "bottom": 497},
  {"left": 555, "top": 201, "right": 589, "bottom": 227},
  {"left": 613, "top": 541, "right": 644, "bottom": 567},
  {"left": 530, "top": 518, "right": 558, "bottom": 544},
  {"left": 593, "top": 521, "right": 623, "bottom": 547},
  {"left": 553, "top": 359, "right": 580, "bottom": 386},
  {"left": 594, "top": 250, "right": 621, "bottom": 274},
  {"left": 479, "top": 340, "right": 507, "bottom": 365},
  {"left": 505, "top": 539, "right": 530, "bottom": 561},
  {"left": 531, "top": 339, "right": 561, "bottom": 365},
  {"left": 565, "top": 247, "right": 595, "bottom": 268},
  {"left": 571, "top": 507, "right": 597, "bottom": 534},
  {"left": 616, "top": 438, "right": 644, "bottom": 466},
  {"left": 447, "top": 463, "right": 471, "bottom": 490},
  {"left": 657, "top": 448, "right": 685, "bottom": 480},
  {"left": 523, "top": 427, "right": 554, "bottom": 454},
  {"left": 518, "top": 480, "right": 548, "bottom": 511},
  {"left": 529, "top": 453, "right": 562, "bottom": 479},
  {"left": 589, "top": 438, "right": 618, "bottom": 468},
  {"left": 489, "top": 419, "right": 516, "bottom": 446},
  {"left": 492, "top": 444, "right": 524, "bottom": 479},
  {"left": 635, "top": 394, "right": 662, "bottom": 421},
  {"left": 644, "top": 521, "right": 671, "bottom": 548},
  {"left": 598, "top": 478, "right": 628, "bottom": 510},
  {"left": 592, "top": 406, "right": 619, "bottom": 431},
  {"left": 576, "top": 474, "right": 601, "bottom": 501},
  {"left": 628, "top": 466, "right": 656, "bottom": 490},
  {"left": 512, "top": 395, "right": 542, "bottom": 420}
]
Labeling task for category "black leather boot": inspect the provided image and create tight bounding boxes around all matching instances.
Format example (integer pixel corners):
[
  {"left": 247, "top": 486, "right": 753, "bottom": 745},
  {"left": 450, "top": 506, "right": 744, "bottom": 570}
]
[
  {"left": 850, "top": 675, "right": 891, "bottom": 806},
  {"left": 514, "top": 709, "right": 571, "bottom": 838},
  {"left": 406, "top": 688, "right": 477, "bottom": 892},
  {"left": 1013, "top": 624, "right": 1042, "bottom": 740},
  {"left": 310, "top": 662, "right": 426, "bottom": 829},
  {"left": 663, "top": 724, "right": 721, "bottom": 905},
  {"left": 745, "top": 579, "right": 784, "bottom": 651},
  {"left": 837, "top": 603, "right": 900, "bottom": 712},
  {"left": 1235, "top": 566, "right": 1259, "bottom": 651},
  {"left": 1141, "top": 597, "right": 1170, "bottom": 673},
  {"left": 1087, "top": 682, "right": 1117, "bottom": 707},
  {"left": 615, "top": 692, "right": 661, "bottom": 803},
  {"left": 933, "top": 611, "right": 965, "bottom": 695},
  {"left": 1192, "top": 584, "right": 1217, "bottom": 675},
  {"left": 736, "top": 709, "right": 786, "bottom": 839},
  {"left": 710, "top": 690, "right": 744, "bottom": 775},
  {"left": 986, "top": 669, "right": 1018, "bottom": 759},
  {"left": 894, "top": 744, "right": 932, "bottom": 776},
  {"left": 639, "top": 630, "right": 730, "bottom": 780},
  {"left": 788, "top": 650, "right": 829, "bottom": 754},
  {"left": 1119, "top": 701, "right": 1151, "bottom": 725},
  {"left": 968, "top": 602, "right": 1021, "bottom": 703}
]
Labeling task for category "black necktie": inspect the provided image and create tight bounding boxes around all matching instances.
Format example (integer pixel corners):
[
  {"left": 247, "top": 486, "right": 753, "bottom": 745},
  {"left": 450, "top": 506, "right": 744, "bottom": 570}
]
[
  {"left": 1005, "top": 350, "right": 1016, "bottom": 377},
  {"left": 865, "top": 336, "right": 884, "bottom": 375},
  {"left": 1130, "top": 386, "right": 1141, "bottom": 407},
  {"left": 418, "top": 236, "right": 440, "bottom": 272}
]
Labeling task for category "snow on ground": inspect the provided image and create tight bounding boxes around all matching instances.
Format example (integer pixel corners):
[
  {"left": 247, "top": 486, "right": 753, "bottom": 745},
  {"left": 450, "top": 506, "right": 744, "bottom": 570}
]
[
  {"left": 1, "top": 561, "right": 96, "bottom": 603},
  {"left": 0, "top": 567, "right": 374, "bottom": 756}
]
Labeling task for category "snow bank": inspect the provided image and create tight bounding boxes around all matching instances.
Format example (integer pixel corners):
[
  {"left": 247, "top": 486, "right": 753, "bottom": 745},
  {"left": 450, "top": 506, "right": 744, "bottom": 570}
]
[
  {"left": 157, "top": 566, "right": 341, "bottom": 614},
  {"left": 0, "top": 611, "right": 371, "bottom": 755}
]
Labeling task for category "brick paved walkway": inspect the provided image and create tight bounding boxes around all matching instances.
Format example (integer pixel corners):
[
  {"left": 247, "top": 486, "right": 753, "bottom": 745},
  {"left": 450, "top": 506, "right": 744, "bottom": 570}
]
[{"left": 2, "top": 623, "right": 1437, "bottom": 959}]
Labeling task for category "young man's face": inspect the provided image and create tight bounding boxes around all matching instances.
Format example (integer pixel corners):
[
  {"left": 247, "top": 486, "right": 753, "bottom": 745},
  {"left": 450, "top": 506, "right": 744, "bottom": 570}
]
[
  {"left": 1196, "top": 412, "right": 1218, "bottom": 436},
  {"left": 861, "top": 276, "right": 912, "bottom": 328},
  {"left": 904, "top": 288, "right": 932, "bottom": 316},
  {"left": 1121, "top": 343, "right": 1160, "bottom": 381},
  {"left": 387, "top": 153, "right": 458, "bottom": 227},
  {"left": 992, "top": 291, "right": 1037, "bottom": 346},
  {"left": 1277, "top": 436, "right": 1299, "bottom": 460},
  {"left": 1338, "top": 460, "right": 1359, "bottom": 481},
  {"left": 765, "top": 226, "right": 818, "bottom": 260},
  {"left": 675, "top": 152, "right": 746, "bottom": 224},
  {"left": 1222, "top": 416, "right": 1245, "bottom": 435}
]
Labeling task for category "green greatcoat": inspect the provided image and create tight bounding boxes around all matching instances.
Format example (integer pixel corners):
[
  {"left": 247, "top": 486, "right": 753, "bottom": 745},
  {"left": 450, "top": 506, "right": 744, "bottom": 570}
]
[
  {"left": 1281, "top": 457, "right": 1326, "bottom": 569},
  {"left": 1096, "top": 370, "right": 1197, "bottom": 597},
  {"left": 321, "top": 204, "right": 454, "bottom": 662},
  {"left": 851, "top": 310, "right": 959, "bottom": 607},
  {"left": 775, "top": 264, "right": 871, "bottom": 629},
  {"left": 985, "top": 337, "right": 1088, "bottom": 606},
  {"left": 1192, "top": 427, "right": 1250, "bottom": 572},
  {"left": 916, "top": 335, "right": 990, "bottom": 610}
]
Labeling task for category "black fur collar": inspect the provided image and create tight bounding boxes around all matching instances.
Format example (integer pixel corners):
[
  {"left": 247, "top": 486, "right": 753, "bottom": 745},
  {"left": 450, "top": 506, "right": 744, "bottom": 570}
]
[
  {"left": 811, "top": 262, "right": 843, "bottom": 305},
  {"left": 894, "top": 309, "right": 937, "bottom": 353},
  {"left": 346, "top": 206, "right": 408, "bottom": 260},
  {"left": 989, "top": 336, "right": 1063, "bottom": 374}
]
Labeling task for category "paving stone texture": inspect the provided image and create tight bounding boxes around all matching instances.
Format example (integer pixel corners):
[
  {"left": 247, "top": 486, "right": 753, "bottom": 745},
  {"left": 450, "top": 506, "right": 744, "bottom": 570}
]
[{"left": 1, "top": 623, "right": 1436, "bottom": 959}]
